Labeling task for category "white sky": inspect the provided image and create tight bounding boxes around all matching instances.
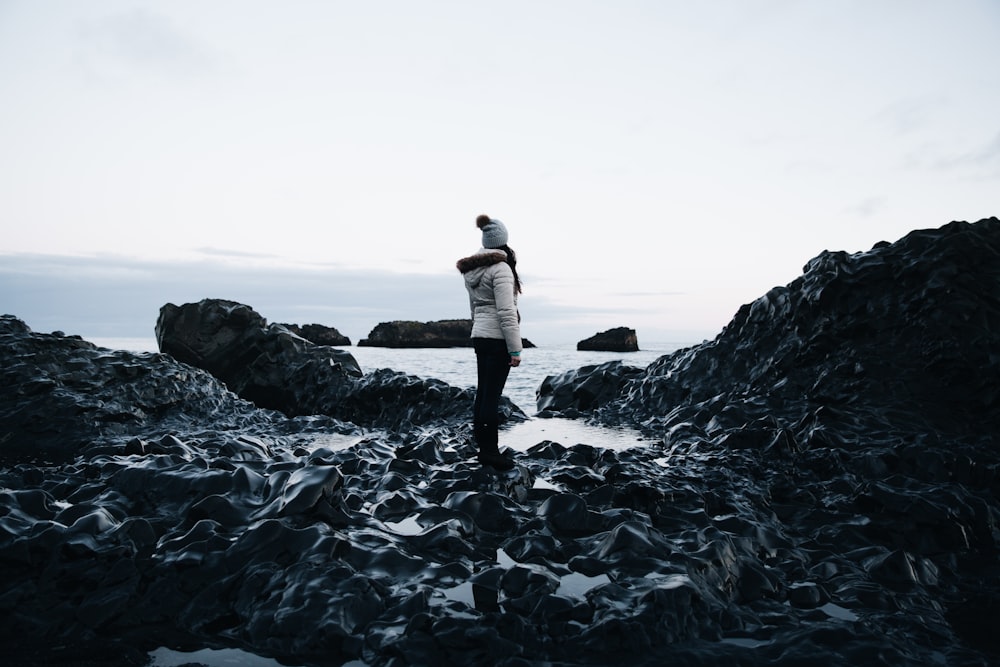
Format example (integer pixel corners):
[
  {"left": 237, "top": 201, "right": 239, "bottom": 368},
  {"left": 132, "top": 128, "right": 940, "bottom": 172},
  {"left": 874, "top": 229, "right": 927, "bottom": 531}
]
[{"left": 1, "top": 1, "right": 998, "bottom": 344}]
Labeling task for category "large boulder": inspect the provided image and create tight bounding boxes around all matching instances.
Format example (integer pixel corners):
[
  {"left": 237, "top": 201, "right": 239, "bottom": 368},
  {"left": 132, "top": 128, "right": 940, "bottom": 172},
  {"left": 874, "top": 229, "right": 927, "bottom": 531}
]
[
  {"left": 156, "top": 299, "right": 362, "bottom": 414},
  {"left": 577, "top": 327, "right": 639, "bottom": 352},
  {"left": 359, "top": 319, "right": 536, "bottom": 349}
]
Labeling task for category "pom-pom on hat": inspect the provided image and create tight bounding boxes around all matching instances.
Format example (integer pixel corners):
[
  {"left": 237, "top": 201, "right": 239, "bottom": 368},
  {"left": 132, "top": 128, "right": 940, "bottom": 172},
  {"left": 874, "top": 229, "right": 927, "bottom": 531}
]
[{"left": 476, "top": 214, "right": 508, "bottom": 248}]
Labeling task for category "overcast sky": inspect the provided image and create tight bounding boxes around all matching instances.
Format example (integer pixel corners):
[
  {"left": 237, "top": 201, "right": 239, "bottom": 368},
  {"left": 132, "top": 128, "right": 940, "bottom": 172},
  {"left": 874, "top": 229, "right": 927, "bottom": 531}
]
[{"left": 1, "top": 1, "right": 998, "bottom": 346}]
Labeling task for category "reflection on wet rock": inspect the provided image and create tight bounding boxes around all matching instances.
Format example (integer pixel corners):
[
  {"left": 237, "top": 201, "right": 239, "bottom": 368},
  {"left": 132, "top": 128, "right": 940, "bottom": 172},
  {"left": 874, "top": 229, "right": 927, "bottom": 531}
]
[{"left": 1, "top": 219, "right": 999, "bottom": 666}]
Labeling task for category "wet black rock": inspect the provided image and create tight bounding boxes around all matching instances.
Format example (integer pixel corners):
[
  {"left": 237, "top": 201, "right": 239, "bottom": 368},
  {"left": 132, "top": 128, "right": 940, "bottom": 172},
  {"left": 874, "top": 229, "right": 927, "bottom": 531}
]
[
  {"left": 577, "top": 326, "right": 639, "bottom": 352},
  {"left": 536, "top": 360, "right": 645, "bottom": 417},
  {"left": 156, "top": 299, "right": 526, "bottom": 428},
  {"left": 156, "top": 299, "right": 363, "bottom": 408},
  {"left": 544, "top": 218, "right": 1000, "bottom": 435},
  {"left": 536, "top": 217, "right": 1000, "bottom": 663},
  {"left": 359, "top": 319, "right": 536, "bottom": 349},
  {"left": 280, "top": 322, "right": 352, "bottom": 346},
  {"left": 0, "top": 314, "right": 285, "bottom": 465},
  {"left": 2, "top": 218, "right": 999, "bottom": 667}
]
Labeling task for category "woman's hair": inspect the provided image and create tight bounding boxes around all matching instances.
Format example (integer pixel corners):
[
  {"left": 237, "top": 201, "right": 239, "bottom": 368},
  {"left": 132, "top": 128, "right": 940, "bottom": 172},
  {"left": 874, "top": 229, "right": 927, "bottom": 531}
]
[{"left": 499, "top": 244, "right": 522, "bottom": 294}]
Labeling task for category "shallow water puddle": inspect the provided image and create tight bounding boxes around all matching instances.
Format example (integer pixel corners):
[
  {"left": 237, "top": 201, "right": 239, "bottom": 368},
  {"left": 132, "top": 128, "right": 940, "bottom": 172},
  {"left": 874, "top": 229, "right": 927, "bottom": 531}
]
[
  {"left": 304, "top": 432, "right": 367, "bottom": 450},
  {"left": 496, "top": 547, "right": 517, "bottom": 568},
  {"left": 441, "top": 548, "right": 519, "bottom": 607},
  {"left": 820, "top": 602, "right": 859, "bottom": 621},
  {"left": 719, "top": 637, "right": 772, "bottom": 648},
  {"left": 503, "top": 417, "right": 650, "bottom": 452},
  {"left": 532, "top": 476, "right": 562, "bottom": 490},
  {"left": 149, "top": 646, "right": 287, "bottom": 666},
  {"left": 440, "top": 580, "right": 475, "bottom": 606},
  {"left": 383, "top": 515, "right": 424, "bottom": 535},
  {"left": 555, "top": 572, "right": 611, "bottom": 598},
  {"left": 441, "top": 548, "right": 610, "bottom": 606},
  {"left": 150, "top": 647, "right": 373, "bottom": 667}
]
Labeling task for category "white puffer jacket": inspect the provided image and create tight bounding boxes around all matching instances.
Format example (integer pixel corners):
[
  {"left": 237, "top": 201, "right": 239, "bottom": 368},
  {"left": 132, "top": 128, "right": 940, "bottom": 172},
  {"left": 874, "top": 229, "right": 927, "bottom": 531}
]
[{"left": 456, "top": 248, "right": 522, "bottom": 354}]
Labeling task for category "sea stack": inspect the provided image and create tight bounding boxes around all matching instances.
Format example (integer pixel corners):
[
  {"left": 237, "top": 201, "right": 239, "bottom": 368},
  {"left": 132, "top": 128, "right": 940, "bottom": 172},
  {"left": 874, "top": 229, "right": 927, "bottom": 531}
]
[{"left": 577, "top": 327, "right": 639, "bottom": 352}]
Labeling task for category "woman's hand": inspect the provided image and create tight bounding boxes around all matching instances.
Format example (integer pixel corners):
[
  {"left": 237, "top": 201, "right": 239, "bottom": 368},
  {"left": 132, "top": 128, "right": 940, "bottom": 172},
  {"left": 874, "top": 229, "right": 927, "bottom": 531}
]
[{"left": 509, "top": 355, "right": 521, "bottom": 367}]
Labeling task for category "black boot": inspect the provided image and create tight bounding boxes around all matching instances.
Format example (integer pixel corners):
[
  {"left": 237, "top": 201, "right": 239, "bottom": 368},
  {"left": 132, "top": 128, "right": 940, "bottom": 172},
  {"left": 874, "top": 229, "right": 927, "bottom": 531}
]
[
  {"left": 476, "top": 422, "right": 515, "bottom": 471},
  {"left": 472, "top": 422, "right": 488, "bottom": 448}
]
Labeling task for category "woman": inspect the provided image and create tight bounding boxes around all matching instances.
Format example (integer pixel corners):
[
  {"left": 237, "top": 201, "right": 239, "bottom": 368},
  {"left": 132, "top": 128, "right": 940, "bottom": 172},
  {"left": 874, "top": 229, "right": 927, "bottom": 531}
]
[{"left": 456, "top": 214, "right": 523, "bottom": 470}]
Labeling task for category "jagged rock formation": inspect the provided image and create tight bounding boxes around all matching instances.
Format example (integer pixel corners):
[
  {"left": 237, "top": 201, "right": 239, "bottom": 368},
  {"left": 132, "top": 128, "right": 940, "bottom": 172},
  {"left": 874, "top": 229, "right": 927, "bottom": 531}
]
[
  {"left": 0, "top": 314, "right": 285, "bottom": 465},
  {"left": 576, "top": 326, "right": 639, "bottom": 352},
  {"left": 536, "top": 217, "right": 1000, "bottom": 663},
  {"left": 1, "top": 218, "right": 999, "bottom": 666},
  {"left": 280, "top": 322, "right": 351, "bottom": 346},
  {"left": 359, "top": 319, "right": 535, "bottom": 349},
  {"left": 545, "top": 218, "right": 1000, "bottom": 436}
]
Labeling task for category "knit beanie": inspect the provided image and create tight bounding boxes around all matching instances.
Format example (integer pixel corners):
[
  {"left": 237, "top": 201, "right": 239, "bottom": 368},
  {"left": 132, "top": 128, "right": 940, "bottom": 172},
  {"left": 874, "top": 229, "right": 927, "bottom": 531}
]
[{"left": 476, "top": 214, "right": 509, "bottom": 248}]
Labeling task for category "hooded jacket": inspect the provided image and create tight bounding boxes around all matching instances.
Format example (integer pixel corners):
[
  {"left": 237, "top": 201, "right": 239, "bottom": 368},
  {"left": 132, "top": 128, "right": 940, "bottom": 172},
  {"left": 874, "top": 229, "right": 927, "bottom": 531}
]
[{"left": 456, "top": 248, "right": 522, "bottom": 354}]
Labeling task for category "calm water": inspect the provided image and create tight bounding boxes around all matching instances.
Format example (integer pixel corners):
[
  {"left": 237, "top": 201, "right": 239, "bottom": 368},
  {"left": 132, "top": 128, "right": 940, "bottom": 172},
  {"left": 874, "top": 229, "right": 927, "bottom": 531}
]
[
  {"left": 349, "top": 343, "right": 689, "bottom": 416},
  {"left": 92, "top": 337, "right": 691, "bottom": 417}
]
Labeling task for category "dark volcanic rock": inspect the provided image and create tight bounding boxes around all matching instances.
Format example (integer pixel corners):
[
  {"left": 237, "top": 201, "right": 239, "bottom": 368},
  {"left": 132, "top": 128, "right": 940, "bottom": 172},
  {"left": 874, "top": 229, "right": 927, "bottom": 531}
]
[
  {"left": 359, "top": 319, "right": 535, "bottom": 349},
  {"left": 156, "top": 299, "right": 526, "bottom": 428},
  {"left": 572, "top": 218, "right": 1000, "bottom": 435},
  {"left": 537, "top": 217, "right": 1000, "bottom": 664},
  {"left": 0, "top": 314, "right": 282, "bottom": 465},
  {"left": 577, "top": 326, "right": 639, "bottom": 352},
  {"left": 3, "top": 218, "right": 1000, "bottom": 667},
  {"left": 280, "top": 322, "right": 351, "bottom": 346},
  {"left": 156, "top": 299, "right": 362, "bottom": 409},
  {"left": 537, "top": 361, "right": 645, "bottom": 417}
]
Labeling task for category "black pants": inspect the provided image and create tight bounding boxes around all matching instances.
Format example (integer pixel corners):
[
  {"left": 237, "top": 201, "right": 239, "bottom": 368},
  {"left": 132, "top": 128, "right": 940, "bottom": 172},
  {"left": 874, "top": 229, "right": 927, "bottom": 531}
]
[{"left": 472, "top": 337, "right": 511, "bottom": 433}]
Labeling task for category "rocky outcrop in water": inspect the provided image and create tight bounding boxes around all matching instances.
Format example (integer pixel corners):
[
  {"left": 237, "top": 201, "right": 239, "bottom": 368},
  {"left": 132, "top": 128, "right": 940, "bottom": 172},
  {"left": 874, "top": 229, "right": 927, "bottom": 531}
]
[
  {"left": 359, "top": 319, "right": 474, "bottom": 348},
  {"left": 156, "top": 299, "right": 526, "bottom": 429},
  {"left": 359, "top": 319, "right": 535, "bottom": 349},
  {"left": 280, "top": 322, "right": 351, "bottom": 346},
  {"left": 1, "top": 218, "right": 998, "bottom": 666},
  {"left": 577, "top": 327, "right": 639, "bottom": 352}
]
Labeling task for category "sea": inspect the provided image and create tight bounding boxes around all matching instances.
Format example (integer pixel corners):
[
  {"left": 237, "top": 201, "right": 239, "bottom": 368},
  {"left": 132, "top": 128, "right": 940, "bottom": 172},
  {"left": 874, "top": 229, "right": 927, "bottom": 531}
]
[{"left": 90, "top": 337, "right": 699, "bottom": 452}]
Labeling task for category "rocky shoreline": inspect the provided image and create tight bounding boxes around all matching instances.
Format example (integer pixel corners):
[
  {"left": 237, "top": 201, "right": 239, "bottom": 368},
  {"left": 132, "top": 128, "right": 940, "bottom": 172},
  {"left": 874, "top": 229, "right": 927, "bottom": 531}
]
[
  {"left": 154, "top": 300, "right": 526, "bottom": 430},
  {"left": 1, "top": 218, "right": 998, "bottom": 666}
]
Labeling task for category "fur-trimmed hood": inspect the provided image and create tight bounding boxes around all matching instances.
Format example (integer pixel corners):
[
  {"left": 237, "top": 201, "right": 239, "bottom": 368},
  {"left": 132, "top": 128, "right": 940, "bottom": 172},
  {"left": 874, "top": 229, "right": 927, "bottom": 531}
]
[
  {"left": 456, "top": 248, "right": 507, "bottom": 274},
  {"left": 457, "top": 248, "right": 509, "bottom": 292}
]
